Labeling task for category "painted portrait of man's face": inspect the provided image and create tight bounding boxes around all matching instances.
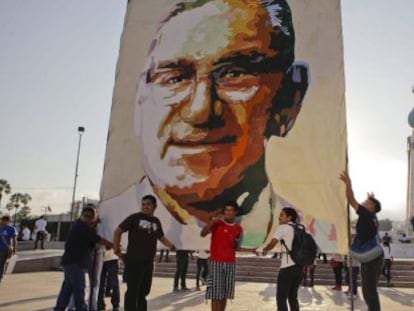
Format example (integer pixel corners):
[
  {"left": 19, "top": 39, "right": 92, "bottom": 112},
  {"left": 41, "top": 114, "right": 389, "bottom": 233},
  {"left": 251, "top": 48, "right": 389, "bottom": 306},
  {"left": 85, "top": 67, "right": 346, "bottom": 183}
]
[{"left": 135, "top": 0, "right": 309, "bottom": 223}]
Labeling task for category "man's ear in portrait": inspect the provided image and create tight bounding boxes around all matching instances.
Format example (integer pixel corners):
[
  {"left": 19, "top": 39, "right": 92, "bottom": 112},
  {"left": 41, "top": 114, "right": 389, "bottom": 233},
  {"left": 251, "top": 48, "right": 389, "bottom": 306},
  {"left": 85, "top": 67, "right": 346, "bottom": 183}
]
[{"left": 265, "top": 61, "right": 310, "bottom": 138}]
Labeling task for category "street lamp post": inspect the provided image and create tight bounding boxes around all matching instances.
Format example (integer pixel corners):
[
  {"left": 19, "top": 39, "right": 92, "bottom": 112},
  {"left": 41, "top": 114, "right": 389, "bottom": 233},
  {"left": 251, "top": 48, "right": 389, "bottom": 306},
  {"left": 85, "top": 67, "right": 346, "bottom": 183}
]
[{"left": 70, "top": 126, "right": 85, "bottom": 222}]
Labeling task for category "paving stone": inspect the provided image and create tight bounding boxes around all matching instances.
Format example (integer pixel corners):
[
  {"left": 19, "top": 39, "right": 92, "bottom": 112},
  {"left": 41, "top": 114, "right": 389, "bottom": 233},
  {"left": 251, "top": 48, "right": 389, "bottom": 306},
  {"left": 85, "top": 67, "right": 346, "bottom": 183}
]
[{"left": 0, "top": 272, "right": 413, "bottom": 311}]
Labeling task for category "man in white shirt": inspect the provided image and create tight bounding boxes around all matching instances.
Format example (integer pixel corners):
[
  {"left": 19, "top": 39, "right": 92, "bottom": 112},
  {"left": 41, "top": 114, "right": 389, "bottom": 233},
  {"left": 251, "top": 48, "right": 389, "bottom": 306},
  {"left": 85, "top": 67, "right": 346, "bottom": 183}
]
[
  {"left": 381, "top": 240, "right": 393, "bottom": 287},
  {"left": 196, "top": 249, "right": 209, "bottom": 291},
  {"left": 21, "top": 225, "right": 31, "bottom": 241},
  {"left": 34, "top": 216, "right": 47, "bottom": 249},
  {"left": 97, "top": 248, "right": 120, "bottom": 311},
  {"left": 260, "top": 207, "right": 302, "bottom": 311}
]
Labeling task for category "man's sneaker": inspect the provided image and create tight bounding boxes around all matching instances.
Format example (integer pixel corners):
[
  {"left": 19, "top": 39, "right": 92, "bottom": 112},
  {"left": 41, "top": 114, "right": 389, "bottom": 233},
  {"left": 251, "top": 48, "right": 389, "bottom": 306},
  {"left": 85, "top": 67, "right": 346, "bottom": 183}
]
[
  {"left": 173, "top": 286, "right": 179, "bottom": 292},
  {"left": 181, "top": 287, "right": 190, "bottom": 291}
]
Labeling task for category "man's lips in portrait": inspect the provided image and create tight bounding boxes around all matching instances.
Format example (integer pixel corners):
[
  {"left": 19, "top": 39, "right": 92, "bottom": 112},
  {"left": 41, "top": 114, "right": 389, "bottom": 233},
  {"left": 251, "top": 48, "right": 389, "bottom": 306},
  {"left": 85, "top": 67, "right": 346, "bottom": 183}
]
[
  {"left": 170, "top": 135, "right": 236, "bottom": 146},
  {"left": 160, "top": 132, "right": 237, "bottom": 158}
]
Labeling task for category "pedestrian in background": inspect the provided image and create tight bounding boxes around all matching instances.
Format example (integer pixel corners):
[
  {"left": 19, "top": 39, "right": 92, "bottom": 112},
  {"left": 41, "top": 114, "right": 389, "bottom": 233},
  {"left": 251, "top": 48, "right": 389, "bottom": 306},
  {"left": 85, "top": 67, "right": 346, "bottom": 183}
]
[
  {"left": 0, "top": 215, "right": 16, "bottom": 284},
  {"left": 196, "top": 249, "right": 209, "bottom": 291},
  {"left": 33, "top": 215, "right": 47, "bottom": 249},
  {"left": 330, "top": 254, "right": 343, "bottom": 290},
  {"left": 303, "top": 257, "right": 317, "bottom": 287},
  {"left": 158, "top": 249, "right": 169, "bottom": 263},
  {"left": 173, "top": 250, "right": 193, "bottom": 291},
  {"left": 381, "top": 240, "right": 393, "bottom": 287}
]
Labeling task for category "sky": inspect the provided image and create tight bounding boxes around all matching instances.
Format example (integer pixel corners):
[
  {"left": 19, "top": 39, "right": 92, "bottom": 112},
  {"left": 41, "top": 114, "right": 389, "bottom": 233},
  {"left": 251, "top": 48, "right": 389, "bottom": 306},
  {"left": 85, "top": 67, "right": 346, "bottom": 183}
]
[{"left": 0, "top": 0, "right": 413, "bottom": 221}]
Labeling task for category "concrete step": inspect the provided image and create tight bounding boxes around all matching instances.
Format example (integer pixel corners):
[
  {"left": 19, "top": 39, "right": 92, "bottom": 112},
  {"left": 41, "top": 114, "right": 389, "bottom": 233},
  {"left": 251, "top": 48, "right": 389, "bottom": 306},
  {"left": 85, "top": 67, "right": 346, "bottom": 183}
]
[
  {"left": 13, "top": 250, "right": 63, "bottom": 273},
  {"left": 153, "top": 254, "right": 414, "bottom": 288},
  {"left": 12, "top": 251, "right": 414, "bottom": 288}
]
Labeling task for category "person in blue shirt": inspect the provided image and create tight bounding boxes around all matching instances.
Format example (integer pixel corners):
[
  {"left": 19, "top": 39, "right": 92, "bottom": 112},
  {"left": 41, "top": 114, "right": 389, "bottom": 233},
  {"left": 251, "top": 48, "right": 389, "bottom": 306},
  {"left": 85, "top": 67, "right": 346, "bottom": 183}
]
[{"left": 0, "top": 215, "right": 17, "bottom": 284}]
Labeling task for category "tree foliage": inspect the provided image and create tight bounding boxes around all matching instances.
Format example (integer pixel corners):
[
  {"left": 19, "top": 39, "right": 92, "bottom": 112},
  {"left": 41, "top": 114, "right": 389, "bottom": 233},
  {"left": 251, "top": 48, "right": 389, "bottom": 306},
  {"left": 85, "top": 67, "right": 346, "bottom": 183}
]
[
  {"left": 0, "top": 179, "right": 36, "bottom": 224},
  {"left": 0, "top": 179, "right": 11, "bottom": 208},
  {"left": 9, "top": 192, "right": 32, "bottom": 224}
]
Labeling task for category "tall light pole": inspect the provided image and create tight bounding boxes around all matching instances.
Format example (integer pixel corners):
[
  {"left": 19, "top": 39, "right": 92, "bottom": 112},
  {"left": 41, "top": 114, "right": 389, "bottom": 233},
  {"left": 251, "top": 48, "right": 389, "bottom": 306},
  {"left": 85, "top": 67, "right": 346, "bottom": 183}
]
[
  {"left": 70, "top": 126, "right": 85, "bottom": 222},
  {"left": 408, "top": 87, "right": 414, "bottom": 227}
]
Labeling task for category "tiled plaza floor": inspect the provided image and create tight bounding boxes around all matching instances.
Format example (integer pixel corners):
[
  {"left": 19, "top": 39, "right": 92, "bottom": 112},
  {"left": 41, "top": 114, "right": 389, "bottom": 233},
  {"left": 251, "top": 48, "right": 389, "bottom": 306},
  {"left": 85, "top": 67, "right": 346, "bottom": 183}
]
[{"left": 0, "top": 271, "right": 413, "bottom": 311}]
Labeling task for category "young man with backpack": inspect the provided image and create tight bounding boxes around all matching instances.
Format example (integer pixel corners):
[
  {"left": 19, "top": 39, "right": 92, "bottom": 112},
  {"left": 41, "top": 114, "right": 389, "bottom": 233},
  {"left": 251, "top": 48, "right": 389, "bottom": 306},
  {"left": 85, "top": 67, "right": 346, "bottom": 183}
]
[{"left": 260, "top": 207, "right": 316, "bottom": 311}]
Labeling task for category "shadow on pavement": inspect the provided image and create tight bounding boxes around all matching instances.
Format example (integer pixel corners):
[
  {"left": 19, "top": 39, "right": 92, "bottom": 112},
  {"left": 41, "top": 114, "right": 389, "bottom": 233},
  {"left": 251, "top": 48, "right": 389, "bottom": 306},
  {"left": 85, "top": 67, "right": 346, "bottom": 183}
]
[
  {"left": 149, "top": 288, "right": 206, "bottom": 310},
  {"left": 0, "top": 295, "right": 56, "bottom": 308}
]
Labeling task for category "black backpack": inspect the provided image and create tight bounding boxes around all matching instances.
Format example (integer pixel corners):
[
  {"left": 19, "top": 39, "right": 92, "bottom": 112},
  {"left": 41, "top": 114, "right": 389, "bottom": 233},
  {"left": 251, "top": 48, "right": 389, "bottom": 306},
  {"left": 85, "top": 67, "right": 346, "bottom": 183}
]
[{"left": 281, "top": 223, "right": 318, "bottom": 266}]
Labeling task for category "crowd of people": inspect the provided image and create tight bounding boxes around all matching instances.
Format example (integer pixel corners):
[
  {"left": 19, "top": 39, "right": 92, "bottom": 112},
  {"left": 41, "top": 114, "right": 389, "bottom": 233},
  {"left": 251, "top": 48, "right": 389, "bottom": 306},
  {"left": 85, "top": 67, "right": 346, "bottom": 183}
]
[
  {"left": 0, "top": 174, "right": 397, "bottom": 311},
  {"left": 46, "top": 171, "right": 384, "bottom": 311}
]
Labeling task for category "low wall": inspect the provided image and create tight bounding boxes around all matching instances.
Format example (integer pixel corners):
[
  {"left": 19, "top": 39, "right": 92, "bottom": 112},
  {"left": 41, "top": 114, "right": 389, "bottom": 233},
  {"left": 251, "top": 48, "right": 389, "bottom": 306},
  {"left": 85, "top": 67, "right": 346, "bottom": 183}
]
[{"left": 17, "top": 241, "right": 65, "bottom": 251}]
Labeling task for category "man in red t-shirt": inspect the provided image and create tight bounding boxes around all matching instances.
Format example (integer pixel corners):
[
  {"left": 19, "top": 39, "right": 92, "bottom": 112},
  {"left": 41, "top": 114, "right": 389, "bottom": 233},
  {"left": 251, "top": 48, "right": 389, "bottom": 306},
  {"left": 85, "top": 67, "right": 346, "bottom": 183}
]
[{"left": 201, "top": 201, "right": 252, "bottom": 311}]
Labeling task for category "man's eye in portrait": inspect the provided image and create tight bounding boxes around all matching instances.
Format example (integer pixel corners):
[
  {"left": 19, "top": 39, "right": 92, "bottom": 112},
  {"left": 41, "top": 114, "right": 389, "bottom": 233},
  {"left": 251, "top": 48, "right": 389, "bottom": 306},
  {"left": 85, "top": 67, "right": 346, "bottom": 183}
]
[
  {"left": 213, "top": 66, "right": 261, "bottom": 103},
  {"left": 166, "top": 75, "right": 185, "bottom": 85},
  {"left": 152, "top": 70, "right": 192, "bottom": 87},
  {"left": 215, "top": 67, "right": 260, "bottom": 89}
]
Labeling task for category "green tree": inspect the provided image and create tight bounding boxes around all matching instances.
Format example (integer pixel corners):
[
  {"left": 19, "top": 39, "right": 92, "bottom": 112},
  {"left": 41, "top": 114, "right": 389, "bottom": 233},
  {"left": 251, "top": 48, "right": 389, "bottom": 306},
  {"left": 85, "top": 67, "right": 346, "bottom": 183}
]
[
  {"left": 20, "top": 205, "right": 32, "bottom": 218},
  {"left": 9, "top": 193, "right": 32, "bottom": 225},
  {"left": 15, "top": 206, "right": 32, "bottom": 222},
  {"left": 0, "top": 179, "right": 11, "bottom": 209},
  {"left": 5, "top": 202, "right": 13, "bottom": 214}
]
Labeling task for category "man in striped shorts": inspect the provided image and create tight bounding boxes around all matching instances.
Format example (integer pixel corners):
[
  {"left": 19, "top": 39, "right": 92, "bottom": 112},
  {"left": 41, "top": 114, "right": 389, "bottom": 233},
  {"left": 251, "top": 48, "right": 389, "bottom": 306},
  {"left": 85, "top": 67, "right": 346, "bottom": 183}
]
[{"left": 200, "top": 201, "right": 244, "bottom": 311}]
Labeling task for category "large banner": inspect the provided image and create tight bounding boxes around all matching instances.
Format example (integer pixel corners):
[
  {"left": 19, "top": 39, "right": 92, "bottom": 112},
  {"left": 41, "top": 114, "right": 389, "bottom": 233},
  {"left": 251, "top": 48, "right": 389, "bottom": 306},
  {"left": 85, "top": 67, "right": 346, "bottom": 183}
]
[{"left": 99, "top": 0, "right": 348, "bottom": 253}]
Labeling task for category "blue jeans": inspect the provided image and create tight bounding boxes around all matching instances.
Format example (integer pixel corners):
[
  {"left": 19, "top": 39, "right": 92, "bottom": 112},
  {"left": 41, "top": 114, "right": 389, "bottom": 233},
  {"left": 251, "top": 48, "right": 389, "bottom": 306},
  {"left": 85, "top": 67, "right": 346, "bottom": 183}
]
[
  {"left": 361, "top": 254, "right": 384, "bottom": 311},
  {"left": 54, "top": 264, "right": 87, "bottom": 311},
  {"left": 98, "top": 259, "right": 120, "bottom": 309}
]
